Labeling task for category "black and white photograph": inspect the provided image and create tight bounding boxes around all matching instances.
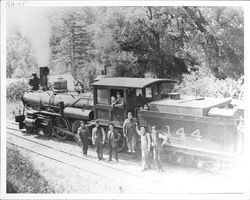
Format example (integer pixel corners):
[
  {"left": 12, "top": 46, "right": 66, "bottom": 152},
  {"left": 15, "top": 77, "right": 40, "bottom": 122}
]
[{"left": 1, "top": 0, "right": 249, "bottom": 199}]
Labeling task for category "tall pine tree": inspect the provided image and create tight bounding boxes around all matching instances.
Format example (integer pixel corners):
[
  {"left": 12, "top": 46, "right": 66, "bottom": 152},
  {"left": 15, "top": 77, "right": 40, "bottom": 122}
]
[{"left": 50, "top": 8, "right": 93, "bottom": 79}]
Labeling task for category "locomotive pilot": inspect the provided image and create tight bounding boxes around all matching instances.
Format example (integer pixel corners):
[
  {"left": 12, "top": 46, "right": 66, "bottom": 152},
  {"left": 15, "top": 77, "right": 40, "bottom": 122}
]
[
  {"left": 92, "top": 120, "right": 106, "bottom": 161},
  {"left": 136, "top": 125, "right": 151, "bottom": 171},
  {"left": 77, "top": 121, "right": 89, "bottom": 156},
  {"left": 123, "top": 112, "right": 137, "bottom": 153},
  {"left": 107, "top": 123, "right": 121, "bottom": 163}
]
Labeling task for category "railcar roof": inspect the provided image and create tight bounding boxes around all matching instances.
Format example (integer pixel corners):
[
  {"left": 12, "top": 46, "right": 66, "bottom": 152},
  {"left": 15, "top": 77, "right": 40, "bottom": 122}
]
[{"left": 92, "top": 77, "right": 176, "bottom": 88}]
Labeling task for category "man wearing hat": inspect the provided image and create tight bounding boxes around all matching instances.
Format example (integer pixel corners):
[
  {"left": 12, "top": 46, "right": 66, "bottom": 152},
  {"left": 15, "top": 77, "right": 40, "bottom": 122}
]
[
  {"left": 107, "top": 123, "right": 121, "bottom": 163},
  {"left": 77, "top": 121, "right": 89, "bottom": 156},
  {"left": 151, "top": 126, "right": 167, "bottom": 172},
  {"left": 135, "top": 125, "right": 151, "bottom": 171},
  {"left": 113, "top": 92, "right": 124, "bottom": 108},
  {"left": 92, "top": 120, "right": 106, "bottom": 160},
  {"left": 123, "top": 112, "right": 137, "bottom": 153}
]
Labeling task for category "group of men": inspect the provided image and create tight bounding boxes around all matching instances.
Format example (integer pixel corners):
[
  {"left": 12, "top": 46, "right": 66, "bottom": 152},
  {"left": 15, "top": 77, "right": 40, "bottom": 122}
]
[
  {"left": 77, "top": 120, "right": 120, "bottom": 162},
  {"left": 77, "top": 112, "right": 167, "bottom": 173},
  {"left": 124, "top": 112, "right": 167, "bottom": 172}
]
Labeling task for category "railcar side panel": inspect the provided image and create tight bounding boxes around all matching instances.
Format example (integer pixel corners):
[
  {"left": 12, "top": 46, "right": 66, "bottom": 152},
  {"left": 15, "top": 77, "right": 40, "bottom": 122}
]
[{"left": 138, "top": 111, "right": 239, "bottom": 158}]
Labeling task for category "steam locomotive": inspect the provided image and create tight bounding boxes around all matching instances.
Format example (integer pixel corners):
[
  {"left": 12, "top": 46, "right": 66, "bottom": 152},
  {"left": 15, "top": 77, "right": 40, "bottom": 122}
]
[{"left": 15, "top": 67, "right": 244, "bottom": 168}]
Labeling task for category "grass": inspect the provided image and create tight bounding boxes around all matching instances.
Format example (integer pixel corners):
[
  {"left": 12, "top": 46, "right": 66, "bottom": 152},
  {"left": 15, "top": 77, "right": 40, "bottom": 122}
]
[{"left": 7, "top": 144, "right": 55, "bottom": 193}]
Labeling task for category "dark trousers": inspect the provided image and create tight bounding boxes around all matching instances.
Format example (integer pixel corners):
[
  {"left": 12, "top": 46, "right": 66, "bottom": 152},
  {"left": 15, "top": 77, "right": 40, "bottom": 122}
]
[
  {"left": 96, "top": 141, "right": 103, "bottom": 160},
  {"left": 109, "top": 146, "right": 118, "bottom": 161},
  {"left": 82, "top": 142, "right": 88, "bottom": 155},
  {"left": 153, "top": 147, "right": 162, "bottom": 170}
]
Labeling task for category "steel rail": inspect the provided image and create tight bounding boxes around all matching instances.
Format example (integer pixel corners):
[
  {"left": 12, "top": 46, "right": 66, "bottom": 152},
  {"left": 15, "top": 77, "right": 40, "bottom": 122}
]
[
  {"left": 6, "top": 129, "right": 167, "bottom": 186},
  {"left": 7, "top": 141, "right": 115, "bottom": 185}
]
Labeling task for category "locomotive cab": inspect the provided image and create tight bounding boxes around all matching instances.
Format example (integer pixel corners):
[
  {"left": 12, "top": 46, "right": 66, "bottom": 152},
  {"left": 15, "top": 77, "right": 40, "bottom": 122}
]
[{"left": 92, "top": 77, "right": 176, "bottom": 128}]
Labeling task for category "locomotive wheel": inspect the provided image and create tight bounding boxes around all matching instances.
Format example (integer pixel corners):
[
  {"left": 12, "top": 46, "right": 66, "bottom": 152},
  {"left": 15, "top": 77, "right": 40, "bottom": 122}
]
[
  {"left": 71, "top": 120, "right": 82, "bottom": 144},
  {"left": 42, "top": 126, "right": 53, "bottom": 137},
  {"left": 53, "top": 117, "right": 70, "bottom": 140},
  {"left": 25, "top": 125, "right": 34, "bottom": 134}
]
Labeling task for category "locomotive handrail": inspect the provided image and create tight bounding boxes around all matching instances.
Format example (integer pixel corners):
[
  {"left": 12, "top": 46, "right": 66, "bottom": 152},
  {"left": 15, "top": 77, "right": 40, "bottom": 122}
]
[
  {"left": 70, "top": 97, "right": 89, "bottom": 107},
  {"left": 35, "top": 110, "right": 61, "bottom": 117}
]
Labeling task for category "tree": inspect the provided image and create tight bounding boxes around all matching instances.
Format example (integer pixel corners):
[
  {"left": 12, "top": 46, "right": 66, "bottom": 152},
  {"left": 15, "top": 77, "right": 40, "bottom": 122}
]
[
  {"left": 50, "top": 8, "right": 94, "bottom": 79},
  {"left": 92, "top": 6, "right": 243, "bottom": 80},
  {"left": 182, "top": 6, "right": 243, "bottom": 78},
  {"left": 7, "top": 32, "right": 38, "bottom": 78}
]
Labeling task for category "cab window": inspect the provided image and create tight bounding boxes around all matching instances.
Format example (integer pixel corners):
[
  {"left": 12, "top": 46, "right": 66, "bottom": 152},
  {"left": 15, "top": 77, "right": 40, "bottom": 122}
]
[
  {"left": 145, "top": 87, "right": 152, "bottom": 98},
  {"left": 110, "top": 89, "right": 124, "bottom": 98},
  {"left": 97, "top": 89, "right": 108, "bottom": 104},
  {"left": 136, "top": 89, "right": 142, "bottom": 97}
]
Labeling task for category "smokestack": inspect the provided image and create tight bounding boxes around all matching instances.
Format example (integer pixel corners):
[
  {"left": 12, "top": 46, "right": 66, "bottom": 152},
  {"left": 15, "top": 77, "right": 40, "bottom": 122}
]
[{"left": 40, "top": 67, "right": 49, "bottom": 90}]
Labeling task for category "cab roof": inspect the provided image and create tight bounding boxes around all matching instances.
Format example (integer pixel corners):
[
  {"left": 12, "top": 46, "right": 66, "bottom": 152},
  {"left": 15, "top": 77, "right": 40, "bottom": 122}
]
[{"left": 92, "top": 77, "right": 176, "bottom": 88}]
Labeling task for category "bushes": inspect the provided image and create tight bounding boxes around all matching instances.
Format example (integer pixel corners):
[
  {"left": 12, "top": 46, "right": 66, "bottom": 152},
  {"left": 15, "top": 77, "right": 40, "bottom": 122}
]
[
  {"left": 7, "top": 145, "right": 55, "bottom": 193},
  {"left": 7, "top": 80, "right": 29, "bottom": 102},
  {"left": 175, "top": 69, "right": 241, "bottom": 98}
]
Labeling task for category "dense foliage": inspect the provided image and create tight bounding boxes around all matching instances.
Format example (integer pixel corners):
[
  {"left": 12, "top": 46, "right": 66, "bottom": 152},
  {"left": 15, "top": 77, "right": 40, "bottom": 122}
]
[
  {"left": 7, "top": 81, "right": 29, "bottom": 102},
  {"left": 7, "top": 6, "right": 244, "bottom": 96},
  {"left": 7, "top": 33, "right": 38, "bottom": 78},
  {"left": 175, "top": 68, "right": 242, "bottom": 98}
]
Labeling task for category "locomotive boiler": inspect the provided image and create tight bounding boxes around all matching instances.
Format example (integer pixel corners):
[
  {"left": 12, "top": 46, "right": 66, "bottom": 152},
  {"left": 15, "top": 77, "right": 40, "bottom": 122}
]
[
  {"left": 17, "top": 68, "right": 94, "bottom": 141},
  {"left": 16, "top": 67, "right": 244, "bottom": 169}
]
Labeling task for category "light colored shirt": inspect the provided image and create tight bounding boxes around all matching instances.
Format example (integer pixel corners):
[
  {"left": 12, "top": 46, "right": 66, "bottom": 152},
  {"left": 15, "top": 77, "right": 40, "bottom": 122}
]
[
  {"left": 92, "top": 126, "right": 106, "bottom": 144},
  {"left": 136, "top": 129, "right": 151, "bottom": 150}
]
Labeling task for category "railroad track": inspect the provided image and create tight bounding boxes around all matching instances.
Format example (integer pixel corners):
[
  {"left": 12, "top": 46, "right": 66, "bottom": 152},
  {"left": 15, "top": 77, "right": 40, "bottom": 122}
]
[
  {"left": 6, "top": 121, "right": 184, "bottom": 192},
  {"left": 6, "top": 120, "right": 230, "bottom": 174},
  {"left": 6, "top": 121, "right": 141, "bottom": 166},
  {"left": 6, "top": 120, "right": 245, "bottom": 194}
]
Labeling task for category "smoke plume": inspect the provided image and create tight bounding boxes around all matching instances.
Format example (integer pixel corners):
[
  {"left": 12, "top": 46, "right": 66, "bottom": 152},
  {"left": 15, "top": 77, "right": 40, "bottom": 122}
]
[{"left": 7, "top": 7, "right": 52, "bottom": 66}]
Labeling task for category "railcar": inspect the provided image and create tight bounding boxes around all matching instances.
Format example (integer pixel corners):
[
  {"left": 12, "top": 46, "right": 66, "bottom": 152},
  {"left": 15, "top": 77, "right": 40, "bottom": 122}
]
[{"left": 15, "top": 67, "right": 244, "bottom": 167}]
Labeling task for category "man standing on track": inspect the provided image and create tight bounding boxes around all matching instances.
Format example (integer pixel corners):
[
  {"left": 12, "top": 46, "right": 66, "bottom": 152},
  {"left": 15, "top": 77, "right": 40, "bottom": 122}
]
[
  {"left": 77, "top": 121, "right": 89, "bottom": 156},
  {"left": 107, "top": 123, "right": 121, "bottom": 163},
  {"left": 123, "top": 112, "right": 137, "bottom": 153},
  {"left": 92, "top": 120, "right": 106, "bottom": 161},
  {"left": 136, "top": 125, "right": 151, "bottom": 171},
  {"left": 151, "top": 126, "right": 167, "bottom": 173}
]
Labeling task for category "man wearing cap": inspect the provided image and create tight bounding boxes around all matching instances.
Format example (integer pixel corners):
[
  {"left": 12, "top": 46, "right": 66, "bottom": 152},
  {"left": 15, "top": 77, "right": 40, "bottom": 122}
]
[
  {"left": 92, "top": 120, "right": 106, "bottom": 161},
  {"left": 113, "top": 92, "right": 124, "bottom": 108},
  {"left": 107, "top": 123, "right": 121, "bottom": 163},
  {"left": 151, "top": 126, "right": 167, "bottom": 172},
  {"left": 77, "top": 121, "right": 89, "bottom": 156},
  {"left": 123, "top": 112, "right": 137, "bottom": 153},
  {"left": 136, "top": 125, "right": 151, "bottom": 171}
]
